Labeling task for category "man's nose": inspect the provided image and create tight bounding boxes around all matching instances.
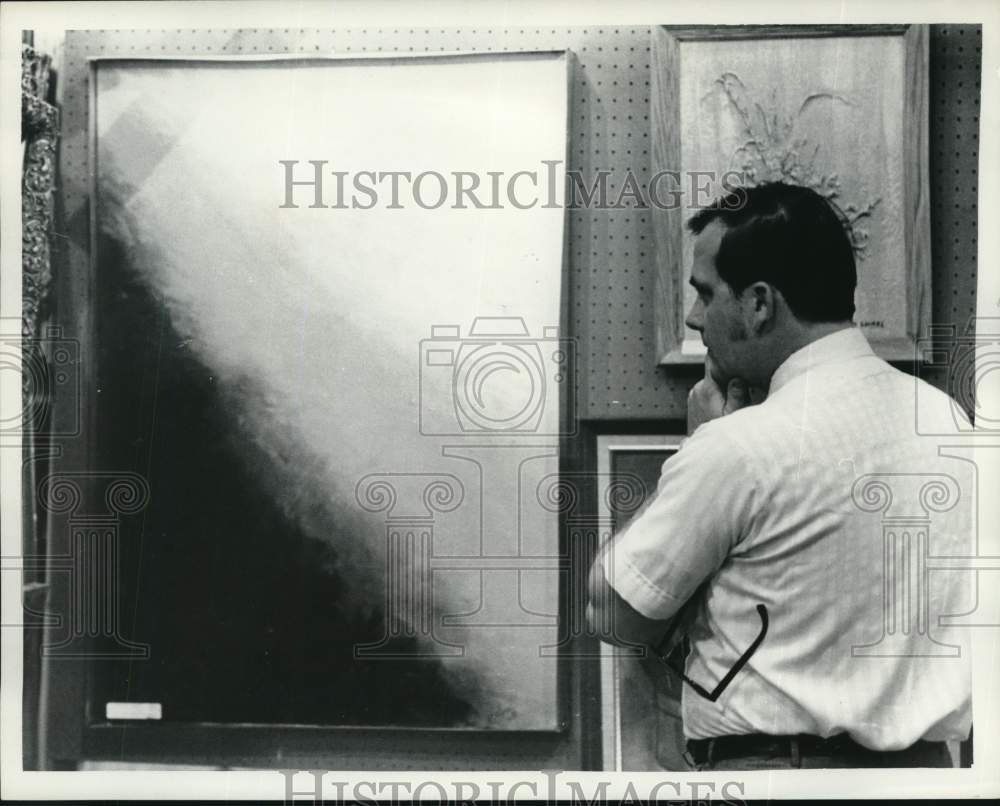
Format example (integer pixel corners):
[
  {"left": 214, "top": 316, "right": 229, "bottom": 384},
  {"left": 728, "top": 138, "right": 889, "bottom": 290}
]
[{"left": 685, "top": 299, "right": 703, "bottom": 332}]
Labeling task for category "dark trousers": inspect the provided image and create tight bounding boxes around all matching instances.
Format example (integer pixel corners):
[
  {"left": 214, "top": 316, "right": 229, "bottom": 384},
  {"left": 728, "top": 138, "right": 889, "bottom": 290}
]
[{"left": 687, "top": 734, "right": 954, "bottom": 770}]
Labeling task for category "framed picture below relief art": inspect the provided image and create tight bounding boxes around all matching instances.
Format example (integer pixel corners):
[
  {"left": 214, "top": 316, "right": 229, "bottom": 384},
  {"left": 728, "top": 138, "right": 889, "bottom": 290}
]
[
  {"left": 596, "top": 435, "right": 689, "bottom": 772},
  {"left": 652, "top": 24, "right": 930, "bottom": 364}
]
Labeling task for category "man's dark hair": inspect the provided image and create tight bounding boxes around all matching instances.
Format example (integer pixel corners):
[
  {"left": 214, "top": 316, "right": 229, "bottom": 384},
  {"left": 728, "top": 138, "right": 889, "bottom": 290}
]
[{"left": 687, "top": 182, "right": 857, "bottom": 322}]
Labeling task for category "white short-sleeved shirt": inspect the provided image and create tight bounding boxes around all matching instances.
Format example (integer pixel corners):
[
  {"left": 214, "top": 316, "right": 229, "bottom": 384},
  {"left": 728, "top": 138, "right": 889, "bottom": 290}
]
[{"left": 605, "top": 327, "right": 974, "bottom": 749}]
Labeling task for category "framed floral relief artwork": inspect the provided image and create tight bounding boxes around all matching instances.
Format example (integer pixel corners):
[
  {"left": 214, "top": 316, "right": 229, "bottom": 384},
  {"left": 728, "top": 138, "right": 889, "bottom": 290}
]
[{"left": 652, "top": 25, "right": 930, "bottom": 364}]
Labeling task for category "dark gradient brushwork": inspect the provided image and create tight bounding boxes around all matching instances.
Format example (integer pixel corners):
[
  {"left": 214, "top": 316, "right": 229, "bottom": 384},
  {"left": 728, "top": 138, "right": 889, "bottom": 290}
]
[{"left": 91, "top": 231, "right": 473, "bottom": 726}]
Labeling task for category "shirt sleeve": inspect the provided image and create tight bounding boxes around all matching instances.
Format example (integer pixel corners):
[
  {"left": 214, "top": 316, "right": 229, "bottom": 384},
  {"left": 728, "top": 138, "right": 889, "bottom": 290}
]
[{"left": 603, "top": 419, "right": 758, "bottom": 620}]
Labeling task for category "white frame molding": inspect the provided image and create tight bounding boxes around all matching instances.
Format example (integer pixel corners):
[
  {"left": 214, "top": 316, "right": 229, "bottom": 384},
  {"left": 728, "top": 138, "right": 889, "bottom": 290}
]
[{"left": 595, "top": 434, "right": 684, "bottom": 771}]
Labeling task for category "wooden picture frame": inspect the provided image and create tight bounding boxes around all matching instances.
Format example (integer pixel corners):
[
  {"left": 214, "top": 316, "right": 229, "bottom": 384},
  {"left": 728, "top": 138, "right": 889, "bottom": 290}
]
[
  {"left": 44, "top": 43, "right": 580, "bottom": 768},
  {"left": 652, "top": 24, "right": 930, "bottom": 364}
]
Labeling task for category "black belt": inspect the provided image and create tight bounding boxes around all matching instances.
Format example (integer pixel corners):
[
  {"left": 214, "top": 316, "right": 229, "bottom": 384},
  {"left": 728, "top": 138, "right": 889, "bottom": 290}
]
[{"left": 686, "top": 733, "right": 945, "bottom": 766}]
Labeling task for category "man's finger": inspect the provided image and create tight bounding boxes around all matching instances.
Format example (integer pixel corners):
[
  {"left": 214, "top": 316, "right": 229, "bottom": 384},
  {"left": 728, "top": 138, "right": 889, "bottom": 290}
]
[
  {"left": 705, "top": 353, "right": 727, "bottom": 389},
  {"left": 723, "top": 378, "right": 749, "bottom": 414}
]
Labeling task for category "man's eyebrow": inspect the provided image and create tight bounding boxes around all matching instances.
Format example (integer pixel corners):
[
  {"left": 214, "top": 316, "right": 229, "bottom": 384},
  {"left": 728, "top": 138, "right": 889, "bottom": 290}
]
[{"left": 689, "top": 277, "right": 710, "bottom": 293}]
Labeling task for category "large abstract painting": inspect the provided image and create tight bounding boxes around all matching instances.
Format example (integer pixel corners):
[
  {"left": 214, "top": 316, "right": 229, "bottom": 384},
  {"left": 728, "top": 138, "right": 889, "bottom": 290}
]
[
  {"left": 91, "top": 54, "right": 570, "bottom": 729},
  {"left": 652, "top": 25, "right": 929, "bottom": 363}
]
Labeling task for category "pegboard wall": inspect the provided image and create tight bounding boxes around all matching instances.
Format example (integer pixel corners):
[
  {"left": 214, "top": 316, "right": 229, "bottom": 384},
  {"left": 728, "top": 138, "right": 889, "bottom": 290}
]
[
  {"left": 927, "top": 26, "right": 981, "bottom": 365},
  {"left": 56, "top": 25, "right": 981, "bottom": 423}
]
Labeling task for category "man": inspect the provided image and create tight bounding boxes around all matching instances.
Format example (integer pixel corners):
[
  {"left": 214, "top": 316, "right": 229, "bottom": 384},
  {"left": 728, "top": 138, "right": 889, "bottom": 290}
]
[{"left": 588, "top": 182, "right": 973, "bottom": 769}]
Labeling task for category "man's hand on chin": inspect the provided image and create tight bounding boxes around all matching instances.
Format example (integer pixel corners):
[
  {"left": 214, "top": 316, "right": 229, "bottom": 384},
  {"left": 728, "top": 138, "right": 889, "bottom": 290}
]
[{"left": 687, "top": 354, "right": 756, "bottom": 434}]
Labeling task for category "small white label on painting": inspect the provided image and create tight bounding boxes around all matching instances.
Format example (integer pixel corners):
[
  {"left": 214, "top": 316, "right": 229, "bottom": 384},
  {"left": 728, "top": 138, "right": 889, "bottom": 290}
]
[{"left": 105, "top": 702, "right": 162, "bottom": 720}]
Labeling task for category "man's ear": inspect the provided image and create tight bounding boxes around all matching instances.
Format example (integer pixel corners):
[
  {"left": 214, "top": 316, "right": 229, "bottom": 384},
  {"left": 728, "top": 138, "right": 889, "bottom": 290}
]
[{"left": 743, "top": 282, "right": 776, "bottom": 334}]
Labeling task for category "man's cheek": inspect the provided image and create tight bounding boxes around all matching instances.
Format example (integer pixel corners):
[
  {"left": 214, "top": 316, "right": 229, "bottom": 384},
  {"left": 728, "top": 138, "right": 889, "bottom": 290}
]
[{"left": 727, "top": 317, "right": 749, "bottom": 341}]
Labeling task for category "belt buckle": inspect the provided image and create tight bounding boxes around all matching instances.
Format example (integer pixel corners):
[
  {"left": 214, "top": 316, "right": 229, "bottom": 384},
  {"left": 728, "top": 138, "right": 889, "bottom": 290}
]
[{"left": 685, "top": 739, "right": 709, "bottom": 767}]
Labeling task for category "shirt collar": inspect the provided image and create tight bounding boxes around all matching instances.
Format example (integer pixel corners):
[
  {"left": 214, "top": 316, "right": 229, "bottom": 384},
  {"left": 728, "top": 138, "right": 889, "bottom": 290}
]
[{"left": 768, "top": 326, "right": 876, "bottom": 394}]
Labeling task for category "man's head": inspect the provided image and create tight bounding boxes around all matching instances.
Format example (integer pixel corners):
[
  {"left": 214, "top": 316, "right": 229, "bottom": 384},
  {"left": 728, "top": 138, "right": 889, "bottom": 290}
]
[{"left": 684, "top": 182, "right": 857, "bottom": 388}]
